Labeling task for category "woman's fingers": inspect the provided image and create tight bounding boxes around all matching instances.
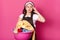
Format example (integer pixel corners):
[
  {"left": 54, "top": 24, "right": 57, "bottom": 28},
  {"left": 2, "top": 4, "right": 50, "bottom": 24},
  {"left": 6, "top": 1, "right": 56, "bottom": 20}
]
[{"left": 13, "top": 29, "right": 18, "bottom": 33}]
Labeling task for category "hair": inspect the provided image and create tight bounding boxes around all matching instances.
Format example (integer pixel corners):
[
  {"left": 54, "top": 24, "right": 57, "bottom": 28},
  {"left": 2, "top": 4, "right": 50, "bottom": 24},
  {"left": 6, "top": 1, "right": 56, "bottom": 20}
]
[{"left": 22, "top": 1, "right": 36, "bottom": 15}]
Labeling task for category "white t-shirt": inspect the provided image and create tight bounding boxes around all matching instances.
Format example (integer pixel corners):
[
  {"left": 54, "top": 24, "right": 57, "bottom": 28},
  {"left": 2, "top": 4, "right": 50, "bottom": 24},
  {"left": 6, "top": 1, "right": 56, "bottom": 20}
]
[{"left": 19, "top": 14, "right": 39, "bottom": 27}]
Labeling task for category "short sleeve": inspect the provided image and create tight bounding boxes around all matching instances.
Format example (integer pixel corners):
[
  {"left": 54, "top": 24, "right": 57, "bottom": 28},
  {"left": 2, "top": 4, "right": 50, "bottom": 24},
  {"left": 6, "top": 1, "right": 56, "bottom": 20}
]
[
  {"left": 33, "top": 14, "right": 39, "bottom": 21},
  {"left": 19, "top": 14, "right": 24, "bottom": 18}
]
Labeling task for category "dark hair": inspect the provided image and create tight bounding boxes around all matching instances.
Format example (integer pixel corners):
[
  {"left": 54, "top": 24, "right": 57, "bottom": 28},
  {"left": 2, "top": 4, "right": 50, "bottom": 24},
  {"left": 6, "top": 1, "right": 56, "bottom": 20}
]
[{"left": 22, "top": 6, "right": 36, "bottom": 16}]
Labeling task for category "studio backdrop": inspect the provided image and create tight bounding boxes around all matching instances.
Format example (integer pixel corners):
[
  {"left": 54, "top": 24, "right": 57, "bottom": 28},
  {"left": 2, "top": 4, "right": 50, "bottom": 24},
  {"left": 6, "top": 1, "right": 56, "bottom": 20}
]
[{"left": 0, "top": 0, "right": 60, "bottom": 40}]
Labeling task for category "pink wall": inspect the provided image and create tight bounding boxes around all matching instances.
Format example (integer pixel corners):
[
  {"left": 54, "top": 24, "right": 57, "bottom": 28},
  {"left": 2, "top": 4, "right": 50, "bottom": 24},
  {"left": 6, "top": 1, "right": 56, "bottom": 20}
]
[{"left": 0, "top": 0, "right": 60, "bottom": 40}]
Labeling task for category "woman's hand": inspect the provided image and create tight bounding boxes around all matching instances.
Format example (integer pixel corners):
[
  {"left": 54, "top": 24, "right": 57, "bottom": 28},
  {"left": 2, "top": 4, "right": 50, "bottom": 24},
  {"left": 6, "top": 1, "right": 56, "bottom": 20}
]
[
  {"left": 33, "top": 7, "right": 40, "bottom": 15},
  {"left": 33, "top": 7, "right": 46, "bottom": 23},
  {"left": 13, "top": 29, "right": 18, "bottom": 33}
]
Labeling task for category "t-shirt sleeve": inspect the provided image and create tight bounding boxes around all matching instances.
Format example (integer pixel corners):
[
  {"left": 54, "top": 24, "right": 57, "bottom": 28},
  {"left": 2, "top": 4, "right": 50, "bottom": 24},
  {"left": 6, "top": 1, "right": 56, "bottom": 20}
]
[
  {"left": 19, "top": 14, "right": 24, "bottom": 18},
  {"left": 33, "top": 14, "right": 39, "bottom": 21}
]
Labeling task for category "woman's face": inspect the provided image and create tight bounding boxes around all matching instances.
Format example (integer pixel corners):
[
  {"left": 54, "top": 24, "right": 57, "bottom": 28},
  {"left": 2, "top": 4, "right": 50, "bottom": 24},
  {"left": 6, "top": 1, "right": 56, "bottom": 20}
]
[{"left": 25, "top": 4, "right": 33, "bottom": 13}]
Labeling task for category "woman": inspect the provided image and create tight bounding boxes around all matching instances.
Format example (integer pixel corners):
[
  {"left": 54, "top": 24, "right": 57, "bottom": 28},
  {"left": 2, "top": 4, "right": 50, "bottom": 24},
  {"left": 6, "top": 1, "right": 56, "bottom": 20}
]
[{"left": 14, "top": 1, "right": 45, "bottom": 40}]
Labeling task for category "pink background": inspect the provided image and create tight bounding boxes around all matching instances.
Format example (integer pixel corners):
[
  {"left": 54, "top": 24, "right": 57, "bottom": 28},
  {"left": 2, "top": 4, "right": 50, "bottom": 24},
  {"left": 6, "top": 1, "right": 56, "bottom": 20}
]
[{"left": 0, "top": 0, "right": 60, "bottom": 40}]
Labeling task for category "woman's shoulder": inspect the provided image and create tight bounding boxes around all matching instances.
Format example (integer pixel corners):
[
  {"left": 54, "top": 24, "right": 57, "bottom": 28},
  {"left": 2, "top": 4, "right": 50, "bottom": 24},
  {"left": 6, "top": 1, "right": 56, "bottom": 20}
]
[
  {"left": 19, "top": 13, "right": 24, "bottom": 18},
  {"left": 33, "top": 14, "right": 38, "bottom": 17},
  {"left": 33, "top": 14, "right": 39, "bottom": 20}
]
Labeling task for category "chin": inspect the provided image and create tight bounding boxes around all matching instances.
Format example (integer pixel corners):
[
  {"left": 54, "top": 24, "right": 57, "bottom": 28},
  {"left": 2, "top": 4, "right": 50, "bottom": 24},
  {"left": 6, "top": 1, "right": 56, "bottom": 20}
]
[{"left": 28, "top": 11, "right": 32, "bottom": 13}]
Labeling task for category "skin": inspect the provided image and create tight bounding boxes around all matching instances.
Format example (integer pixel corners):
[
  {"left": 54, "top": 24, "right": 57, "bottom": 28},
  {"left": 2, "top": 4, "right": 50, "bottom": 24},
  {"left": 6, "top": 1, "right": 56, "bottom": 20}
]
[
  {"left": 19, "top": 4, "right": 45, "bottom": 23},
  {"left": 14, "top": 3, "right": 45, "bottom": 32},
  {"left": 33, "top": 7, "right": 45, "bottom": 23},
  {"left": 13, "top": 3, "right": 46, "bottom": 40},
  {"left": 25, "top": 4, "right": 33, "bottom": 17}
]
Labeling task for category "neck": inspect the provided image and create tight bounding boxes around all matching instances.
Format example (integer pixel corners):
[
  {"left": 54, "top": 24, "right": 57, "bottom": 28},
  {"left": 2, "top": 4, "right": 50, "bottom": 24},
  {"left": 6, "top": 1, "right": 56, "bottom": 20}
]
[{"left": 26, "top": 12, "right": 31, "bottom": 15}]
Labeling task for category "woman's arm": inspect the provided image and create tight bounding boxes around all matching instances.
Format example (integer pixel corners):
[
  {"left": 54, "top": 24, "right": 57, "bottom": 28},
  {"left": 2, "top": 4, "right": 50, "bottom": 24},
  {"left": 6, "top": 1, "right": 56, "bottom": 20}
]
[
  {"left": 37, "top": 13, "right": 45, "bottom": 23},
  {"left": 33, "top": 7, "right": 45, "bottom": 23},
  {"left": 13, "top": 17, "right": 22, "bottom": 33}
]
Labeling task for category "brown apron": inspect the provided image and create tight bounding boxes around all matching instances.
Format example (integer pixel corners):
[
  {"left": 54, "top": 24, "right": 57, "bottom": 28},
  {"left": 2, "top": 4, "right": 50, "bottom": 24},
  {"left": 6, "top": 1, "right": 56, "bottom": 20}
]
[{"left": 22, "top": 13, "right": 36, "bottom": 40}]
